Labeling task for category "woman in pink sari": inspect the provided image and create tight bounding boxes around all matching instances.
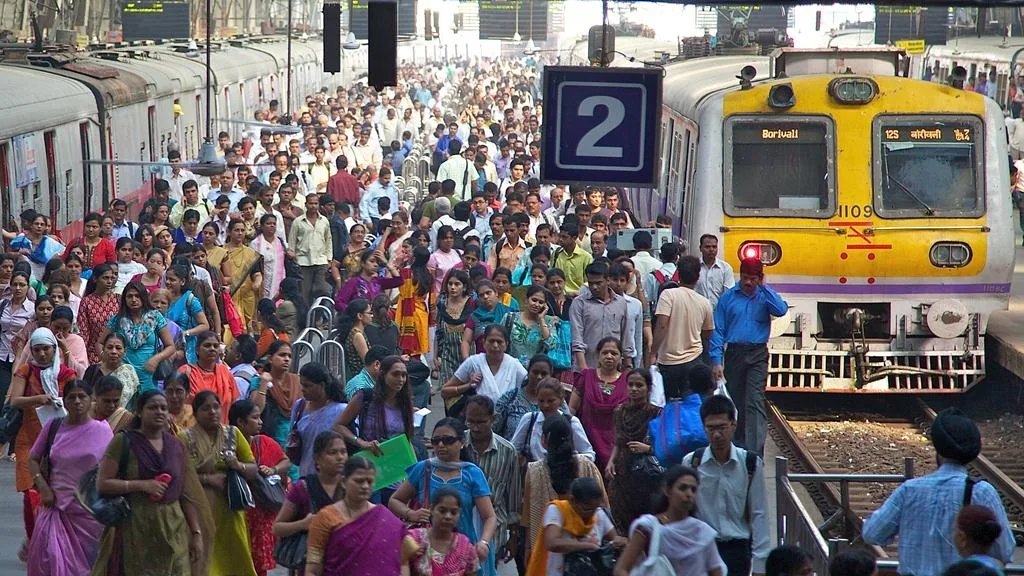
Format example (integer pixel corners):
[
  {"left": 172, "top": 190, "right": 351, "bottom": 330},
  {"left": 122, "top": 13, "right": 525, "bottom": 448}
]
[
  {"left": 26, "top": 379, "right": 113, "bottom": 575},
  {"left": 306, "top": 456, "right": 418, "bottom": 576}
]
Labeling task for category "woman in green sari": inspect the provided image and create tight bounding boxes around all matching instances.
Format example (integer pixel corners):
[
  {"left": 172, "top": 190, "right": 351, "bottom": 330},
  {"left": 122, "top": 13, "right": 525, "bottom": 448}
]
[
  {"left": 179, "top": 390, "right": 260, "bottom": 576},
  {"left": 220, "top": 218, "right": 263, "bottom": 338},
  {"left": 92, "top": 389, "right": 212, "bottom": 576}
]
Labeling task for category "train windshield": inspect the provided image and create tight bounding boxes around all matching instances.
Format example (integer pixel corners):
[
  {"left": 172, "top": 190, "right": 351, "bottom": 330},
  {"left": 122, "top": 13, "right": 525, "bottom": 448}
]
[
  {"left": 873, "top": 116, "right": 984, "bottom": 218},
  {"left": 725, "top": 117, "right": 835, "bottom": 217}
]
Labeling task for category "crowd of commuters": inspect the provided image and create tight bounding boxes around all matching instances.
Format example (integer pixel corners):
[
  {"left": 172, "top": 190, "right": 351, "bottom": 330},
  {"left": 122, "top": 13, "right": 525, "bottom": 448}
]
[{"left": 0, "top": 54, "right": 1015, "bottom": 576}]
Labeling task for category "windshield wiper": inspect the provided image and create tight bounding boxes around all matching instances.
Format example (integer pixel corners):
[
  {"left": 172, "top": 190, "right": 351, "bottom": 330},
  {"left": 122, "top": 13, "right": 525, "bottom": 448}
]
[{"left": 884, "top": 155, "right": 936, "bottom": 215}]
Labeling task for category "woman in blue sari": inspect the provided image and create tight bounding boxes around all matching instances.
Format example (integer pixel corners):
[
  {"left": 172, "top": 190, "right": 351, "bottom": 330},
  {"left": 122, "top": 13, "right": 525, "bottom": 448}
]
[
  {"left": 389, "top": 417, "right": 499, "bottom": 576},
  {"left": 163, "top": 262, "right": 209, "bottom": 364},
  {"left": 462, "top": 280, "right": 511, "bottom": 356},
  {"left": 11, "top": 213, "right": 64, "bottom": 281},
  {"left": 101, "top": 281, "right": 177, "bottom": 391}
]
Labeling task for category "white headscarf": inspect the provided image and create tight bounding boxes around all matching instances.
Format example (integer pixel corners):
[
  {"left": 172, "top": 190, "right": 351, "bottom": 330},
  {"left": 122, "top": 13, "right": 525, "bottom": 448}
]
[{"left": 29, "top": 327, "right": 61, "bottom": 398}]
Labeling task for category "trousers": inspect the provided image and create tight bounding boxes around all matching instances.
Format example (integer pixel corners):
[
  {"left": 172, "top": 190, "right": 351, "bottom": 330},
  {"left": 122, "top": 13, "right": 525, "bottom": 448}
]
[
  {"left": 724, "top": 343, "right": 769, "bottom": 455},
  {"left": 717, "top": 539, "right": 752, "bottom": 576},
  {"left": 658, "top": 357, "right": 705, "bottom": 400},
  {"left": 299, "top": 265, "right": 331, "bottom": 306}
]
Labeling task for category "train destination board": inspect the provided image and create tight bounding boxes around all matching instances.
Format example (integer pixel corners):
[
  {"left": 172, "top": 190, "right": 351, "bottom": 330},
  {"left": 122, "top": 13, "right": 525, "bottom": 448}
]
[
  {"left": 348, "top": 0, "right": 416, "bottom": 40},
  {"left": 123, "top": 0, "right": 190, "bottom": 40},
  {"left": 478, "top": 0, "right": 549, "bottom": 41},
  {"left": 880, "top": 124, "right": 975, "bottom": 143},
  {"left": 733, "top": 122, "right": 826, "bottom": 144}
]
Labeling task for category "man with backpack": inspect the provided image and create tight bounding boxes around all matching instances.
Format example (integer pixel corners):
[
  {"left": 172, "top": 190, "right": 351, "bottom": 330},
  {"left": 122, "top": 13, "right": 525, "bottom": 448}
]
[
  {"left": 683, "top": 395, "right": 770, "bottom": 576},
  {"left": 642, "top": 241, "right": 683, "bottom": 314},
  {"left": 863, "top": 408, "right": 1014, "bottom": 576}
]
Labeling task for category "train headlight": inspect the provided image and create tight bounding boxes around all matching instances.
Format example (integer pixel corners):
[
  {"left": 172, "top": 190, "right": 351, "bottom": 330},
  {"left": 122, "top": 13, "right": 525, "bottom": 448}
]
[
  {"left": 738, "top": 241, "right": 782, "bottom": 266},
  {"left": 768, "top": 83, "right": 796, "bottom": 109},
  {"left": 828, "top": 77, "right": 877, "bottom": 105},
  {"left": 929, "top": 242, "right": 972, "bottom": 268}
]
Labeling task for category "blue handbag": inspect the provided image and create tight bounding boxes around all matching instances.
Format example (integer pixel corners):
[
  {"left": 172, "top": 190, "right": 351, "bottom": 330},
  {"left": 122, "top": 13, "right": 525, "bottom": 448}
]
[
  {"left": 648, "top": 396, "right": 708, "bottom": 466},
  {"left": 545, "top": 318, "right": 572, "bottom": 370}
]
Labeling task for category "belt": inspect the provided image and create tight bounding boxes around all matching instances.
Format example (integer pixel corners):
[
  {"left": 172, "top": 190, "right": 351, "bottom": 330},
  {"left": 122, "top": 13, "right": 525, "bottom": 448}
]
[
  {"left": 726, "top": 343, "right": 767, "bottom": 348},
  {"left": 716, "top": 538, "right": 752, "bottom": 545}
]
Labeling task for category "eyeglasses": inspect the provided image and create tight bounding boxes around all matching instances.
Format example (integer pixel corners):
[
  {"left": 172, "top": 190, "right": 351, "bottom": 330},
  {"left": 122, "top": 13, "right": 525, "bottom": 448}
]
[
  {"left": 705, "top": 423, "right": 733, "bottom": 434},
  {"left": 430, "top": 436, "right": 461, "bottom": 446}
]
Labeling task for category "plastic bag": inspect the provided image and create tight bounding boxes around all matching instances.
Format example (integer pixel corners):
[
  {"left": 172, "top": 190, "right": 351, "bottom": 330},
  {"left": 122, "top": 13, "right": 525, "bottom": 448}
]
[
  {"left": 715, "top": 378, "right": 738, "bottom": 419},
  {"left": 649, "top": 365, "right": 666, "bottom": 408}
]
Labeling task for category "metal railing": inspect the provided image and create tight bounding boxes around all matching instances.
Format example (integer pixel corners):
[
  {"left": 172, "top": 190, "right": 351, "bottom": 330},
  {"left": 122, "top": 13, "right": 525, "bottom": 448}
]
[
  {"left": 774, "top": 457, "right": 913, "bottom": 575},
  {"left": 291, "top": 339, "right": 317, "bottom": 374},
  {"left": 776, "top": 456, "right": 1024, "bottom": 575},
  {"left": 316, "top": 340, "right": 347, "bottom": 383},
  {"left": 306, "top": 305, "right": 334, "bottom": 335}
]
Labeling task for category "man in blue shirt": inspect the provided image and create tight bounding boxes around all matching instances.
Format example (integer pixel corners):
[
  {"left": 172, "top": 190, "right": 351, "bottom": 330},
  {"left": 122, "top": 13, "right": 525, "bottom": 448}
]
[
  {"left": 360, "top": 167, "right": 398, "bottom": 226},
  {"left": 863, "top": 408, "right": 1015, "bottom": 576},
  {"left": 708, "top": 258, "right": 788, "bottom": 455}
]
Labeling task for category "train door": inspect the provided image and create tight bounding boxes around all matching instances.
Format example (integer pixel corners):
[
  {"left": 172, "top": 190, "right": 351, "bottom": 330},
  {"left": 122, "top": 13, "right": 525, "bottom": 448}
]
[
  {"left": 667, "top": 129, "right": 684, "bottom": 220},
  {"left": 681, "top": 127, "right": 698, "bottom": 240},
  {"left": 43, "top": 130, "right": 58, "bottom": 225},
  {"left": 147, "top": 105, "right": 157, "bottom": 163},
  {"left": 222, "top": 86, "right": 232, "bottom": 136},
  {"left": 239, "top": 83, "right": 247, "bottom": 122},
  {"left": 80, "top": 122, "right": 94, "bottom": 219},
  {"left": 667, "top": 126, "right": 690, "bottom": 225},
  {"left": 0, "top": 142, "right": 10, "bottom": 228}
]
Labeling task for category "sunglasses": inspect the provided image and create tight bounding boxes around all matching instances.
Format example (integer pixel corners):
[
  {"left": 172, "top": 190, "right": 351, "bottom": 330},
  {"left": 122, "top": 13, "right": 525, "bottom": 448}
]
[{"left": 430, "top": 436, "right": 461, "bottom": 446}]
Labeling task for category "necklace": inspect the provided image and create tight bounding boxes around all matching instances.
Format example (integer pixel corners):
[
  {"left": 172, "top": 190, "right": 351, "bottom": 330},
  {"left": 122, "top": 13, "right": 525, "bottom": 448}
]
[{"left": 597, "top": 371, "right": 620, "bottom": 395}]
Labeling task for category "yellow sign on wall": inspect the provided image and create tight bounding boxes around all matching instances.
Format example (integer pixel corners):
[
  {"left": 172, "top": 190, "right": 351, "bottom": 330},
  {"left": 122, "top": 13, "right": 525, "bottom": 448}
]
[{"left": 895, "top": 39, "right": 926, "bottom": 54}]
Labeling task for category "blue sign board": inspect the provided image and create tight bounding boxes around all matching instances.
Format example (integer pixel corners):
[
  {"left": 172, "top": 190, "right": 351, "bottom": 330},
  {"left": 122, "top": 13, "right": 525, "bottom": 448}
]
[{"left": 541, "top": 66, "right": 662, "bottom": 186}]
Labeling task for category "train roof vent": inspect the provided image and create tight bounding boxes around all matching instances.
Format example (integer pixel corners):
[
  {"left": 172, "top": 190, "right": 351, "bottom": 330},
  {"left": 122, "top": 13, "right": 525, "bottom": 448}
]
[
  {"left": 27, "top": 51, "right": 78, "bottom": 67},
  {"left": 94, "top": 51, "right": 122, "bottom": 61},
  {"left": 770, "top": 47, "right": 906, "bottom": 79},
  {"left": 63, "top": 61, "right": 120, "bottom": 79},
  {"left": 228, "top": 39, "right": 245, "bottom": 48}
]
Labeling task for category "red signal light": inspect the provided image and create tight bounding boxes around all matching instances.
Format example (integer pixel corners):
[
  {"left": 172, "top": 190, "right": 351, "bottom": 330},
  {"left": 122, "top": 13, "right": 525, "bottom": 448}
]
[{"left": 743, "top": 245, "right": 760, "bottom": 260}]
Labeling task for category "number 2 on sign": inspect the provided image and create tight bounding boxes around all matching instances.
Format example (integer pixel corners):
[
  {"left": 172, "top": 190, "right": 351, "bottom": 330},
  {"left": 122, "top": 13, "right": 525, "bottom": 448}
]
[{"left": 576, "top": 96, "right": 625, "bottom": 159}]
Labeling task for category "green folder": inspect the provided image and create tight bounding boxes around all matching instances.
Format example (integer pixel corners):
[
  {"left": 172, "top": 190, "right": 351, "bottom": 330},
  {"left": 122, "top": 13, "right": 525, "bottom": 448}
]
[{"left": 351, "top": 435, "right": 418, "bottom": 491}]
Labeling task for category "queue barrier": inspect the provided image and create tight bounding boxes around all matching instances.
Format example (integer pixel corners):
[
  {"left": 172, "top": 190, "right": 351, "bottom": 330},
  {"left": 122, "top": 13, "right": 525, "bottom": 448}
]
[
  {"left": 316, "top": 340, "right": 347, "bottom": 384},
  {"left": 307, "top": 305, "right": 334, "bottom": 334}
]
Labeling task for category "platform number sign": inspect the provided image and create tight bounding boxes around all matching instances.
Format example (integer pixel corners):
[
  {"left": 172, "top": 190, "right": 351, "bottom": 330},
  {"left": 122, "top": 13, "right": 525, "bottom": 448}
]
[{"left": 541, "top": 66, "right": 662, "bottom": 187}]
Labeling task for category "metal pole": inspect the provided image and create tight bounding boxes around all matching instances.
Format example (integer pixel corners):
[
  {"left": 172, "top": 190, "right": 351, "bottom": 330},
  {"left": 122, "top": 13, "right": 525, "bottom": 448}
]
[
  {"left": 775, "top": 457, "right": 787, "bottom": 547},
  {"left": 287, "top": 0, "right": 293, "bottom": 121},
  {"left": 206, "top": 0, "right": 212, "bottom": 140}
]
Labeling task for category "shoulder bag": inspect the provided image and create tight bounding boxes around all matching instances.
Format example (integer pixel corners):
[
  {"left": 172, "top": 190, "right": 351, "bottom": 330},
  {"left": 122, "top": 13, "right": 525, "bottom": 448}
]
[
  {"left": 225, "top": 426, "right": 255, "bottom": 511},
  {"left": 284, "top": 399, "right": 307, "bottom": 465},
  {"left": 38, "top": 417, "right": 63, "bottom": 481},
  {"left": 628, "top": 517, "right": 676, "bottom": 576},
  {"left": 274, "top": 474, "right": 336, "bottom": 569},
  {"left": 76, "top": 431, "right": 133, "bottom": 526},
  {"left": 249, "top": 436, "right": 286, "bottom": 512}
]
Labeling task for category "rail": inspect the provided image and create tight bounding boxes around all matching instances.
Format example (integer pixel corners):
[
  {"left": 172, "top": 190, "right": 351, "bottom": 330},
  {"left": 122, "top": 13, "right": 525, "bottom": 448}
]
[
  {"left": 306, "top": 305, "right": 334, "bottom": 334},
  {"left": 290, "top": 339, "right": 316, "bottom": 373},
  {"left": 775, "top": 457, "right": 831, "bottom": 576},
  {"left": 316, "top": 340, "right": 347, "bottom": 383}
]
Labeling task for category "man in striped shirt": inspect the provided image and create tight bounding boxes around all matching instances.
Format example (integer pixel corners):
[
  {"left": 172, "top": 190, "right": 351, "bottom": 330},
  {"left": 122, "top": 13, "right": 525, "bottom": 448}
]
[{"left": 464, "top": 395, "right": 522, "bottom": 570}]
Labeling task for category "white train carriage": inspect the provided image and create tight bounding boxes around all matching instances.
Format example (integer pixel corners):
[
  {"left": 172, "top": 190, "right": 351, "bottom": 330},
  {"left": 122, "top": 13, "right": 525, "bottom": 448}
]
[{"left": 0, "top": 66, "right": 100, "bottom": 231}]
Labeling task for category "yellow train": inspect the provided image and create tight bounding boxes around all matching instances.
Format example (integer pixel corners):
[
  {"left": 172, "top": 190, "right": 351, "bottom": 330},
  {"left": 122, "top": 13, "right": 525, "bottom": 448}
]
[{"left": 589, "top": 43, "right": 1014, "bottom": 392}]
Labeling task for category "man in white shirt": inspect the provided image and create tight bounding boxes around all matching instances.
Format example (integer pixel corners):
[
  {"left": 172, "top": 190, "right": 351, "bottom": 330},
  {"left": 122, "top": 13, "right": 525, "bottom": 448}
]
[
  {"left": 631, "top": 230, "right": 663, "bottom": 278},
  {"left": 436, "top": 140, "right": 479, "bottom": 201},
  {"left": 165, "top": 149, "right": 196, "bottom": 203},
  {"left": 352, "top": 126, "right": 383, "bottom": 169},
  {"left": 498, "top": 159, "right": 526, "bottom": 198},
  {"left": 682, "top": 395, "right": 771, "bottom": 576},
  {"left": 694, "top": 234, "right": 736, "bottom": 309}
]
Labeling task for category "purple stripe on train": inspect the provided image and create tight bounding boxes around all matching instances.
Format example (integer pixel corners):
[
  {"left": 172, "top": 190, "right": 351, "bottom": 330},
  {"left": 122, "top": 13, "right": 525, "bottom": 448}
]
[{"left": 770, "top": 283, "right": 1012, "bottom": 295}]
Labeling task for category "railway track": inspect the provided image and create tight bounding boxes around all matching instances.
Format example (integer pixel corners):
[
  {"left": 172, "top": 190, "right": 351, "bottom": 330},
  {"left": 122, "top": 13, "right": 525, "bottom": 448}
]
[{"left": 768, "top": 396, "right": 1024, "bottom": 561}]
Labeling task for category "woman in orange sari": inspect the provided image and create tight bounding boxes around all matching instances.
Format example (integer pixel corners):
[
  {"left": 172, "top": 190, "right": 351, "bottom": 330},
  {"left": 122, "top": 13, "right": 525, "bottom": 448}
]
[
  {"left": 8, "top": 327, "right": 78, "bottom": 559},
  {"left": 394, "top": 246, "right": 432, "bottom": 357},
  {"left": 181, "top": 331, "right": 239, "bottom": 422}
]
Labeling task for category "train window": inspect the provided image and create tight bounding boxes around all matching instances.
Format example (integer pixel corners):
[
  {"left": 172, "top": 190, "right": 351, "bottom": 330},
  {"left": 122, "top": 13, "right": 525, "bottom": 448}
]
[
  {"left": 873, "top": 115, "right": 984, "bottom": 218},
  {"left": 724, "top": 115, "right": 835, "bottom": 218}
]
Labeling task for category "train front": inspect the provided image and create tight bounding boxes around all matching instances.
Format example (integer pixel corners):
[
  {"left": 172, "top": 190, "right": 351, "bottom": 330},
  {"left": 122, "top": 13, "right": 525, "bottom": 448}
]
[{"left": 710, "top": 70, "right": 1013, "bottom": 392}]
